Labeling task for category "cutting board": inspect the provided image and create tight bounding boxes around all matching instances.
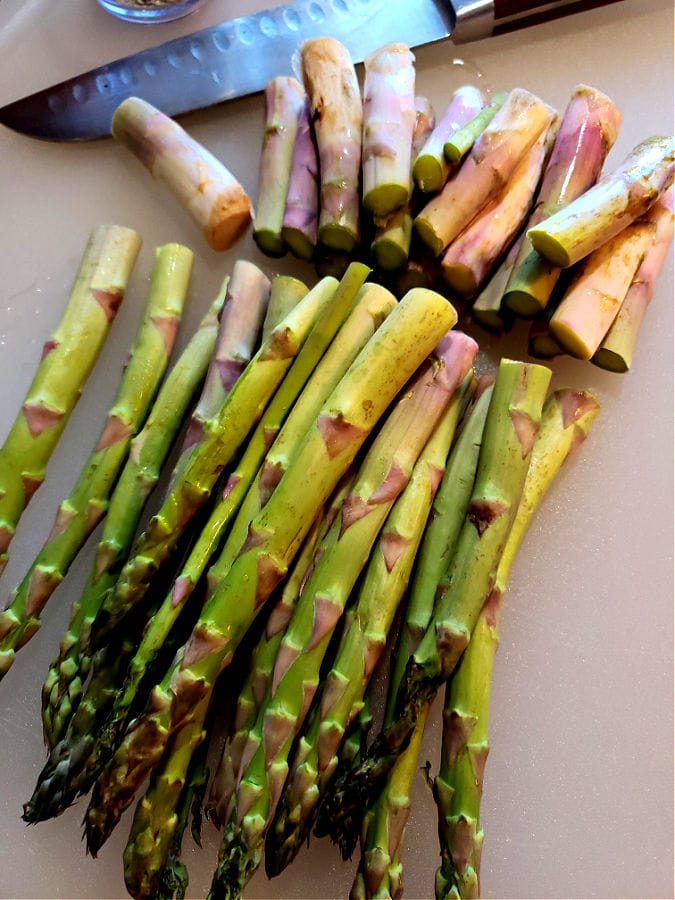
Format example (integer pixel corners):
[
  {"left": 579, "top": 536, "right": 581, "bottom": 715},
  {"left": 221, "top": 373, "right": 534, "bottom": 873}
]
[{"left": 0, "top": 1, "right": 673, "bottom": 898}]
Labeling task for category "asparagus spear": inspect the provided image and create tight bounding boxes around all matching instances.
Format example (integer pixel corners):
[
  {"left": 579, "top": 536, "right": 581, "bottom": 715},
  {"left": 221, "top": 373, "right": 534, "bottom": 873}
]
[
  {"left": 442, "top": 91, "right": 508, "bottom": 166},
  {"left": 112, "top": 97, "right": 252, "bottom": 251},
  {"left": 503, "top": 84, "right": 621, "bottom": 316},
  {"left": 87, "top": 274, "right": 336, "bottom": 652},
  {"left": 549, "top": 219, "right": 656, "bottom": 359},
  {"left": 415, "top": 89, "right": 554, "bottom": 256},
  {"left": 83, "top": 286, "right": 458, "bottom": 857},
  {"left": 593, "top": 188, "right": 674, "bottom": 372},
  {"left": 435, "top": 388, "right": 600, "bottom": 899},
  {"left": 267, "top": 370, "right": 475, "bottom": 877},
  {"left": 528, "top": 135, "right": 674, "bottom": 268},
  {"left": 412, "top": 87, "right": 484, "bottom": 193},
  {"left": 0, "top": 243, "right": 191, "bottom": 677},
  {"left": 315, "top": 358, "right": 552, "bottom": 856},
  {"left": 212, "top": 332, "right": 476, "bottom": 896},
  {"left": 361, "top": 43, "right": 416, "bottom": 217},
  {"left": 40, "top": 289, "right": 226, "bottom": 749},
  {"left": 441, "top": 116, "right": 558, "bottom": 297},
  {"left": 281, "top": 96, "right": 320, "bottom": 261},
  {"left": 254, "top": 77, "right": 307, "bottom": 256},
  {"left": 262, "top": 276, "right": 309, "bottom": 342},
  {"left": 470, "top": 242, "right": 519, "bottom": 335},
  {"left": 302, "top": 37, "right": 363, "bottom": 253},
  {"left": 177, "top": 260, "right": 271, "bottom": 462},
  {"left": 0, "top": 224, "right": 140, "bottom": 576}
]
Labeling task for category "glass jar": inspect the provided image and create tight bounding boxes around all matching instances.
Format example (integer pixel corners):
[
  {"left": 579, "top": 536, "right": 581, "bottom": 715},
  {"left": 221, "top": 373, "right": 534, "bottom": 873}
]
[{"left": 95, "top": 0, "right": 210, "bottom": 24}]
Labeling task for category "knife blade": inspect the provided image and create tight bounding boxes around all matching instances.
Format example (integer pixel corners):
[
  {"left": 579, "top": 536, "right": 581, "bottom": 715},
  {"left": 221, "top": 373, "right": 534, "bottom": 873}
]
[{"left": 0, "top": 0, "right": 622, "bottom": 141}]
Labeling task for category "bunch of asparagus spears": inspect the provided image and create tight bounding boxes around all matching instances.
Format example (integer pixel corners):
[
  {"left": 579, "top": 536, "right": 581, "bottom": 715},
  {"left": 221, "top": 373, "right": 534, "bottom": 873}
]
[{"left": 251, "top": 38, "right": 674, "bottom": 373}]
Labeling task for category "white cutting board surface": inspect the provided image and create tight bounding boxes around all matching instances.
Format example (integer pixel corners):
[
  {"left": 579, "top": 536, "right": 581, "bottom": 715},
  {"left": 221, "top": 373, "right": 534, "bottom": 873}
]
[{"left": 0, "top": 1, "right": 673, "bottom": 898}]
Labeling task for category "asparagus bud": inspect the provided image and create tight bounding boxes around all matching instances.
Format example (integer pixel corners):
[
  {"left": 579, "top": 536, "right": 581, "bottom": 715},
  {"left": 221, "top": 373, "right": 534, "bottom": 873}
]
[
  {"left": 361, "top": 43, "right": 416, "bottom": 217},
  {"left": 415, "top": 89, "right": 555, "bottom": 256},
  {"left": 301, "top": 37, "right": 363, "bottom": 253},
  {"left": 112, "top": 97, "right": 252, "bottom": 251},
  {"left": 0, "top": 224, "right": 140, "bottom": 575},
  {"left": 503, "top": 84, "right": 622, "bottom": 316},
  {"left": 254, "top": 76, "right": 307, "bottom": 256},
  {"left": 528, "top": 135, "right": 675, "bottom": 267}
]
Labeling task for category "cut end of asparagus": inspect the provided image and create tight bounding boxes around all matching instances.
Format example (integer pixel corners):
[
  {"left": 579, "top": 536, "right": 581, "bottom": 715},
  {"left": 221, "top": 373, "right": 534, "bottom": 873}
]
[
  {"left": 412, "top": 155, "right": 445, "bottom": 193},
  {"left": 442, "top": 263, "right": 478, "bottom": 298},
  {"left": 318, "top": 224, "right": 358, "bottom": 254},
  {"left": 282, "top": 226, "right": 316, "bottom": 261},
  {"left": 253, "top": 228, "right": 286, "bottom": 257},
  {"left": 590, "top": 346, "right": 629, "bottom": 373},
  {"left": 414, "top": 215, "right": 445, "bottom": 258},
  {"left": 527, "top": 228, "right": 572, "bottom": 268},
  {"left": 502, "top": 285, "right": 547, "bottom": 318}
]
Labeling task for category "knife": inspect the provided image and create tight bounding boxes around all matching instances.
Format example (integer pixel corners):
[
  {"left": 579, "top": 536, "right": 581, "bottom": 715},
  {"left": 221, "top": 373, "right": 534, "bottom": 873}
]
[{"left": 0, "top": 0, "right": 621, "bottom": 141}]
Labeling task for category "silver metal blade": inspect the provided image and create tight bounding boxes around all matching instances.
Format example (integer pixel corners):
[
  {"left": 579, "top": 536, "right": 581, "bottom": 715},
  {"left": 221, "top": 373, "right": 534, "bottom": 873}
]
[{"left": 0, "top": 0, "right": 455, "bottom": 141}]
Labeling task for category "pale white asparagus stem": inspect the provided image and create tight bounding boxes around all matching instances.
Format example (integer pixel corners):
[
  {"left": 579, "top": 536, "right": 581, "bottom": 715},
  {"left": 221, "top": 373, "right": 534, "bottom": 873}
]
[
  {"left": 442, "top": 90, "right": 508, "bottom": 166},
  {"left": 412, "top": 86, "right": 484, "bottom": 193},
  {"left": 282, "top": 95, "right": 320, "bottom": 261},
  {"left": 593, "top": 188, "right": 674, "bottom": 372},
  {"left": 528, "top": 135, "right": 675, "bottom": 268},
  {"left": 441, "top": 115, "right": 558, "bottom": 298},
  {"left": 415, "top": 89, "right": 555, "bottom": 256},
  {"left": 111, "top": 97, "right": 253, "bottom": 251},
  {"left": 301, "top": 37, "right": 363, "bottom": 253},
  {"left": 549, "top": 220, "right": 656, "bottom": 359},
  {"left": 254, "top": 77, "right": 307, "bottom": 256},
  {"left": 178, "top": 260, "right": 270, "bottom": 458},
  {"left": 261, "top": 275, "right": 309, "bottom": 343},
  {"left": 0, "top": 224, "right": 140, "bottom": 575},
  {"left": 361, "top": 43, "right": 416, "bottom": 217},
  {"left": 503, "top": 84, "right": 622, "bottom": 316},
  {"left": 370, "top": 97, "right": 435, "bottom": 273}
]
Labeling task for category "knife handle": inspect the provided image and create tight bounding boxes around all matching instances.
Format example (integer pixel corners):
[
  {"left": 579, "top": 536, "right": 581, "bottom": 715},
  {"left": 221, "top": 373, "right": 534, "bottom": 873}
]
[{"left": 452, "top": 0, "right": 625, "bottom": 43}]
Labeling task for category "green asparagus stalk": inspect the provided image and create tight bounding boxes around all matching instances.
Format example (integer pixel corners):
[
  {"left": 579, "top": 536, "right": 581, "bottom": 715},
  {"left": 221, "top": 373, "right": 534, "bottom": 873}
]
[
  {"left": 0, "top": 224, "right": 140, "bottom": 576},
  {"left": 503, "top": 84, "right": 621, "bottom": 316},
  {"left": 434, "top": 387, "right": 601, "bottom": 899},
  {"left": 592, "top": 188, "right": 674, "bottom": 372},
  {"left": 528, "top": 135, "right": 674, "bottom": 268},
  {"left": 83, "top": 286, "right": 457, "bottom": 857},
  {"left": 412, "top": 87, "right": 484, "bottom": 193},
  {"left": 254, "top": 77, "right": 307, "bottom": 256},
  {"left": 549, "top": 219, "right": 655, "bottom": 359},
  {"left": 211, "top": 332, "right": 475, "bottom": 898},
  {"left": 281, "top": 96, "right": 320, "bottom": 261},
  {"left": 262, "top": 276, "right": 309, "bottom": 342},
  {"left": 442, "top": 91, "right": 508, "bottom": 166},
  {"left": 0, "top": 243, "right": 190, "bottom": 677},
  {"left": 177, "top": 260, "right": 271, "bottom": 463},
  {"left": 349, "top": 381, "right": 494, "bottom": 900},
  {"left": 315, "top": 358, "right": 551, "bottom": 856},
  {"left": 39, "top": 291, "right": 225, "bottom": 749},
  {"left": 302, "top": 37, "right": 363, "bottom": 253},
  {"left": 414, "top": 89, "right": 554, "bottom": 257},
  {"left": 361, "top": 43, "right": 416, "bottom": 217},
  {"left": 527, "top": 309, "right": 565, "bottom": 360},
  {"left": 85, "top": 268, "right": 368, "bottom": 778},
  {"left": 112, "top": 97, "right": 252, "bottom": 251},
  {"left": 267, "top": 368, "right": 476, "bottom": 877},
  {"left": 87, "top": 273, "right": 336, "bottom": 653},
  {"left": 441, "top": 116, "right": 558, "bottom": 297},
  {"left": 470, "top": 241, "right": 519, "bottom": 335}
]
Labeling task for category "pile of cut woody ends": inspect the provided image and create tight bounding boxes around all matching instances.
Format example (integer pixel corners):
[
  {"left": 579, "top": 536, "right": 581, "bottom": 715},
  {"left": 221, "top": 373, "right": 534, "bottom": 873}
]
[{"left": 0, "top": 34, "right": 673, "bottom": 900}]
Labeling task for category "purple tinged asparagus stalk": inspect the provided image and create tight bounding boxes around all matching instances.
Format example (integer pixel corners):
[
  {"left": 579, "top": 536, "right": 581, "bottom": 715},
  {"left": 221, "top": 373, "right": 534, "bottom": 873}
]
[
  {"left": 412, "top": 86, "right": 484, "bottom": 193},
  {"left": 415, "top": 89, "right": 555, "bottom": 257},
  {"left": 441, "top": 115, "right": 559, "bottom": 298},
  {"left": 83, "top": 286, "right": 457, "bottom": 857},
  {"left": 434, "top": 388, "right": 601, "bottom": 899},
  {"left": 0, "top": 224, "right": 140, "bottom": 576},
  {"left": 178, "top": 260, "right": 271, "bottom": 463},
  {"left": 528, "top": 135, "right": 675, "bottom": 268},
  {"left": 549, "top": 219, "right": 656, "bottom": 359},
  {"left": 315, "top": 358, "right": 552, "bottom": 856},
  {"left": 254, "top": 77, "right": 307, "bottom": 256},
  {"left": 301, "top": 37, "right": 363, "bottom": 253},
  {"left": 593, "top": 187, "right": 674, "bottom": 372},
  {"left": 212, "top": 333, "right": 476, "bottom": 897},
  {"left": 282, "top": 95, "right": 320, "bottom": 261},
  {"left": 361, "top": 43, "right": 416, "bottom": 217},
  {"left": 0, "top": 243, "right": 191, "bottom": 677},
  {"left": 112, "top": 98, "right": 252, "bottom": 252},
  {"left": 503, "top": 84, "right": 622, "bottom": 317}
]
